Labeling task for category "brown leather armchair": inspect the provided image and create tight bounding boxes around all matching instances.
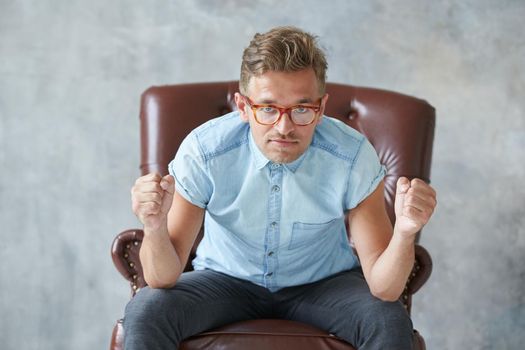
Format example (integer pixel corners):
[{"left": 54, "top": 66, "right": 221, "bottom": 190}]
[{"left": 110, "top": 82, "right": 435, "bottom": 350}]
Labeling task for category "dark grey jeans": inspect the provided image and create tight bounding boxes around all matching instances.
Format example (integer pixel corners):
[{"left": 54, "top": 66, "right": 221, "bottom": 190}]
[{"left": 123, "top": 268, "right": 413, "bottom": 349}]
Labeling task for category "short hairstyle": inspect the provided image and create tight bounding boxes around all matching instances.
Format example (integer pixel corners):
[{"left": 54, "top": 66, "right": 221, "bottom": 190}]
[{"left": 239, "top": 26, "right": 328, "bottom": 95}]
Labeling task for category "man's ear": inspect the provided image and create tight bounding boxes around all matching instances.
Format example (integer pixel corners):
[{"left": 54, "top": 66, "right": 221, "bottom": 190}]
[
  {"left": 316, "top": 93, "right": 329, "bottom": 125},
  {"left": 234, "top": 92, "right": 249, "bottom": 122}
]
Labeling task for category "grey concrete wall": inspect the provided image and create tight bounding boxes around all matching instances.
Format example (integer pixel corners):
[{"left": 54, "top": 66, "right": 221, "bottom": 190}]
[{"left": 1, "top": 0, "right": 523, "bottom": 349}]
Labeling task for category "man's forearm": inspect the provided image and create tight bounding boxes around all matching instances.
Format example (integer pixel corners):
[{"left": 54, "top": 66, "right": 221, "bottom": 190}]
[
  {"left": 367, "top": 229, "right": 415, "bottom": 301},
  {"left": 139, "top": 226, "right": 183, "bottom": 289}
]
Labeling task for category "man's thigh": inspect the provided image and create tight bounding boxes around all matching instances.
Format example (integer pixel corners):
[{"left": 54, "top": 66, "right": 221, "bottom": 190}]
[
  {"left": 274, "top": 269, "right": 374, "bottom": 329},
  {"left": 124, "top": 269, "right": 273, "bottom": 347},
  {"left": 274, "top": 269, "right": 412, "bottom": 348}
]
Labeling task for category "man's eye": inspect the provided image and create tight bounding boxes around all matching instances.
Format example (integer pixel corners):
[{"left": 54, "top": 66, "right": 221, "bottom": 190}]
[
  {"left": 293, "top": 107, "right": 308, "bottom": 113},
  {"left": 259, "top": 107, "right": 276, "bottom": 113}
]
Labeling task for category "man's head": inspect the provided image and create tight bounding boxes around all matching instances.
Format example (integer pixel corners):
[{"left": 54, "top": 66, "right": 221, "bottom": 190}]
[
  {"left": 235, "top": 26, "right": 329, "bottom": 164},
  {"left": 239, "top": 26, "right": 327, "bottom": 96}
]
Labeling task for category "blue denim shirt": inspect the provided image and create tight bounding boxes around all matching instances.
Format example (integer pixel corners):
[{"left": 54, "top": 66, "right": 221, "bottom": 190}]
[{"left": 169, "top": 111, "right": 385, "bottom": 291}]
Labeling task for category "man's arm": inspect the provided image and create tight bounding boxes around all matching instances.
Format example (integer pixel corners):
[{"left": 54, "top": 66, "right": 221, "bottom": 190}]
[
  {"left": 132, "top": 173, "right": 205, "bottom": 289},
  {"left": 348, "top": 177, "right": 436, "bottom": 301}
]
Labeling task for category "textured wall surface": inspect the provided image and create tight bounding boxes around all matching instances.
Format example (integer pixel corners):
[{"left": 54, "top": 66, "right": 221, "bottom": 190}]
[{"left": 1, "top": 1, "right": 524, "bottom": 349}]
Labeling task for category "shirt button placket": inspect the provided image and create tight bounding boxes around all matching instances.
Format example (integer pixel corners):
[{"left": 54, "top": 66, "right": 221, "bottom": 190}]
[{"left": 266, "top": 163, "right": 283, "bottom": 288}]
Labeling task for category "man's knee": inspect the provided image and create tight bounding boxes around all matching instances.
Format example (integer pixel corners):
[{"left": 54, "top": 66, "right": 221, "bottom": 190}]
[
  {"left": 124, "top": 287, "right": 186, "bottom": 332},
  {"left": 358, "top": 299, "right": 413, "bottom": 349},
  {"left": 377, "top": 300, "right": 411, "bottom": 327},
  {"left": 123, "top": 286, "right": 191, "bottom": 349}
]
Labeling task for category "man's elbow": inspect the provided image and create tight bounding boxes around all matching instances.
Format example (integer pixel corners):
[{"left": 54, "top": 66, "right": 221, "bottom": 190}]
[
  {"left": 144, "top": 274, "right": 179, "bottom": 289},
  {"left": 146, "top": 279, "right": 177, "bottom": 289},
  {"left": 370, "top": 288, "right": 402, "bottom": 302}
]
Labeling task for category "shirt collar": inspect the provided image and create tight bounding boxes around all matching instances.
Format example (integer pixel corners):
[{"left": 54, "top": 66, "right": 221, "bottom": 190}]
[
  {"left": 249, "top": 132, "right": 270, "bottom": 170},
  {"left": 248, "top": 132, "right": 309, "bottom": 173},
  {"left": 284, "top": 151, "right": 308, "bottom": 173}
]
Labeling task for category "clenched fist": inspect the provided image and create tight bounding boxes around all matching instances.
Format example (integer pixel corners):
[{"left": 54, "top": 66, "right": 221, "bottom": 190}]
[
  {"left": 394, "top": 177, "right": 437, "bottom": 239},
  {"left": 131, "top": 173, "right": 175, "bottom": 231}
]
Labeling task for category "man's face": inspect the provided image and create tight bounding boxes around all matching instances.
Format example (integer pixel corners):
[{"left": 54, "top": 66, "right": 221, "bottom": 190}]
[{"left": 235, "top": 68, "right": 329, "bottom": 164}]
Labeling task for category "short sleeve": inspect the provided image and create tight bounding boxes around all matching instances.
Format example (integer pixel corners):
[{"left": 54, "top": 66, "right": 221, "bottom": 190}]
[
  {"left": 345, "top": 137, "right": 386, "bottom": 210},
  {"left": 168, "top": 132, "right": 212, "bottom": 208}
]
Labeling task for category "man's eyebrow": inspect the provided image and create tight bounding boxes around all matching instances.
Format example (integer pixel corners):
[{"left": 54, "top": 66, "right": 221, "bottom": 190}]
[{"left": 258, "top": 99, "right": 277, "bottom": 104}]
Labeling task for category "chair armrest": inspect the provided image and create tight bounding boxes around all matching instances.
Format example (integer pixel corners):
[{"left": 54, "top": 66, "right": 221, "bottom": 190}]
[
  {"left": 400, "top": 244, "right": 433, "bottom": 314},
  {"left": 408, "top": 244, "right": 433, "bottom": 294},
  {"left": 111, "top": 229, "right": 146, "bottom": 296}
]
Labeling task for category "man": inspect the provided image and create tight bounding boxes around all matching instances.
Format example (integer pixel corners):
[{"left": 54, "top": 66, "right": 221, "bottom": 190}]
[{"left": 125, "top": 26, "right": 437, "bottom": 349}]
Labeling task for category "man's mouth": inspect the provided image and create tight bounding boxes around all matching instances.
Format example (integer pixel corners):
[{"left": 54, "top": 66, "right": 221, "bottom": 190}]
[{"left": 269, "top": 138, "right": 298, "bottom": 146}]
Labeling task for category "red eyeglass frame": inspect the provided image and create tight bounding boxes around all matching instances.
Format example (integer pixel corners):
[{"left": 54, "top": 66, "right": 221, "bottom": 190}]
[{"left": 241, "top": 95, "right": 323, "bottom": 126}]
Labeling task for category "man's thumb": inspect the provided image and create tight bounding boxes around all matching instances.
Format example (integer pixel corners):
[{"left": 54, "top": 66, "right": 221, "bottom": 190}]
[
  {"left": 160, "top": 175, "right": 175, "bottom": 214},
  {"left": 396, "top": 177, "right": 410, "bottom": 194},
  {"left": 160, "top": 175, "right": 175, "bottom": 194},
  {"left": 394, "top": 177, "right": 410, "bottom": 216}
]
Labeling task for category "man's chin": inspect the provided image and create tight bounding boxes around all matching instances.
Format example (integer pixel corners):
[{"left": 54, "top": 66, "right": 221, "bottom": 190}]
[{"left": 265, "top": 151, "right": 301, "bottom": 164}]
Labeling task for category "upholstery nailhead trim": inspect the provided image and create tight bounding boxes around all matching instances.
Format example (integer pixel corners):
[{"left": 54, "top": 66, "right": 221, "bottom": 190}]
[{"left": 121, "top": 233, "right": 142, "bottom": 295}]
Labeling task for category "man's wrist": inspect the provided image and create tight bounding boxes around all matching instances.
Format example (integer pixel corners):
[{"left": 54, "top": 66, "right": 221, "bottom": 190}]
[
  {"left": 143, "top": 220, "right": 169, "bottom": 237},
  {"left": 392, "top": 225, "right": 417, "bottom": 245}
]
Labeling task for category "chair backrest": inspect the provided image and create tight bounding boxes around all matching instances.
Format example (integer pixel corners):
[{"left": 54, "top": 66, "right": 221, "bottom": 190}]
[{"left": 139, "top": 82, "right": 434, "bottom": 270}]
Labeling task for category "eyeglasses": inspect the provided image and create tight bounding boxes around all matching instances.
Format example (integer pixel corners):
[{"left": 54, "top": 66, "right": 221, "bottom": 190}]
[{"left": 242, "top": 95, "right": 322, "bottom": 126}]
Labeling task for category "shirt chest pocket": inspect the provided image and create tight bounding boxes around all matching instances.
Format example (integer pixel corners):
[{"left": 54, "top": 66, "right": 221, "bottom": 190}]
[{"left": 288, "top": 218, "right": 340, "bottom": 250}]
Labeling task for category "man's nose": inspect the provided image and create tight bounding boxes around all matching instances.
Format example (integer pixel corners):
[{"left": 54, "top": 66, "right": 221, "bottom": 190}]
[{"left": 274, "top": 112, "right": 295, "bottom": 135}]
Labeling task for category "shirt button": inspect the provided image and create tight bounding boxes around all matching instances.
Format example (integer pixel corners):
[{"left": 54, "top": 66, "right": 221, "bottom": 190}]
[
  {"left": 266, "top": 272, "right": 273, "bottom": 277},
  {"left": 272, "top": 185, "right": 280, "bottom": 192},
  {"left": 270, "top": 222, "right": 277, "bottom": 228},
  {"left": 268, "top": 251, "right": 274, "bottom": 256}
]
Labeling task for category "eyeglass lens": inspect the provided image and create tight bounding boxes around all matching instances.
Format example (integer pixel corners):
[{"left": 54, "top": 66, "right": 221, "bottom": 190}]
[{"left": 255, "top": 106, "right": 315, "bottom": 125}]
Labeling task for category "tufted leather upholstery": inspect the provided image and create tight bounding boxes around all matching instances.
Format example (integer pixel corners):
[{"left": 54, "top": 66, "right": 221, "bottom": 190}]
[{"left": 110, "top": 81, "right": 435, "bottom": 350}]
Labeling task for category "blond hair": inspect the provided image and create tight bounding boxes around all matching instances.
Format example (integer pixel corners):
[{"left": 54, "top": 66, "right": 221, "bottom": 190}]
[{"left": 239, "top": 26, "right": 327, "bottom": 95}]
